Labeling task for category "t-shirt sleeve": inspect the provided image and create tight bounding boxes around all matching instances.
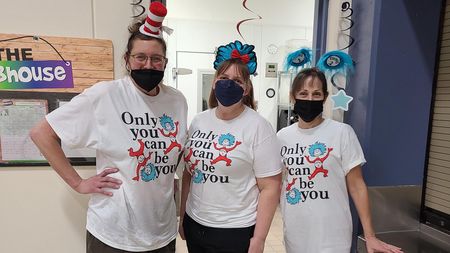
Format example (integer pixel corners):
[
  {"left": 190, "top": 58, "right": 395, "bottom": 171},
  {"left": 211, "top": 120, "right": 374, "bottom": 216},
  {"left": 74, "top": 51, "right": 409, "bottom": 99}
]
[
  {"left": 46, "top": 92, "right": 99, "bottom": 150},
  {"left": 253, "top": 121, "right": 283, "bottom": 178},
  {"left": 341, "top": 124, "right": 366, "bottom": 175}
]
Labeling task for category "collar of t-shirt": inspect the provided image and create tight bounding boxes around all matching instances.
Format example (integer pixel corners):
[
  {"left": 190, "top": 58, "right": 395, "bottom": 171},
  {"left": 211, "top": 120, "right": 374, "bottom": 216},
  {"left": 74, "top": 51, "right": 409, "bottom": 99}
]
[
  {"left": 127, "top": 75, "right": 166, "bottom": 103},
  {"left": 296, "top": 118, "right": 330, "bottom": 135}
]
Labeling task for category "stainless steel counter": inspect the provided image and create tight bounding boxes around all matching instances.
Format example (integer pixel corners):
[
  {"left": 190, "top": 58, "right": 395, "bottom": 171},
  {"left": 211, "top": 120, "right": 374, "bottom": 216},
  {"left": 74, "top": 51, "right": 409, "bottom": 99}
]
[
  {"left": 356, "top": 186, "right": 450, "bottom": 253},
  {"left": 357, "top": 225, "right": 450, "bottom": 253}
]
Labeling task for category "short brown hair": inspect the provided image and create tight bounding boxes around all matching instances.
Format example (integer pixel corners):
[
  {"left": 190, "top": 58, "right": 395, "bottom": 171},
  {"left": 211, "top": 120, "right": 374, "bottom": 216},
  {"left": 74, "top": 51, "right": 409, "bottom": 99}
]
[
  {"left": 290, "top": 67, "right": 328, "bottom": 102},
  {"left": 208, "top": 58, "right": 256, "bottom": 110}
]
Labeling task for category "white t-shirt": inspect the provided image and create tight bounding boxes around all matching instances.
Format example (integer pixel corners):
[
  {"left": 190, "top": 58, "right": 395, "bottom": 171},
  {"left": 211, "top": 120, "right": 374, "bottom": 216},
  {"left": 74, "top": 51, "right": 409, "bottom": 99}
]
[
  {"left": 277, "top": 119, "right": 366, "bottom": 253},
  {"left": 46, "top": 76, "right": 187, "bottom": 251},
  {"left": 184, "top": 106, "right": 282, "bottom": 228}
]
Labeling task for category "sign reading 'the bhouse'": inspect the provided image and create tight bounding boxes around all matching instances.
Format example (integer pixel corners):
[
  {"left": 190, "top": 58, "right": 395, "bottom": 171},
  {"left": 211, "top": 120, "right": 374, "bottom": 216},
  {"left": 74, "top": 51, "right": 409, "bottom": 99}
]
[{"left": 0, "top": 60, "right": 74, "bottom": 89}]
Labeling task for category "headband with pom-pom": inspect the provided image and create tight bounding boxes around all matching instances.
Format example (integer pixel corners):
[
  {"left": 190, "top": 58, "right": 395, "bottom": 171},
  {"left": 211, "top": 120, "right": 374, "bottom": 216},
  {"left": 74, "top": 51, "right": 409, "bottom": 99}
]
[
  {"left": 284, "top": 48, "right": 312, "bottom": 72},
  {"left": 317, "top": 50, "right": 355, "bottom": 111},
  {"left": 316, "top": 50, "right": 354, "bottom": 75},
  {"left": 214, "top": 40, "right": 257, "bottom": 75}
]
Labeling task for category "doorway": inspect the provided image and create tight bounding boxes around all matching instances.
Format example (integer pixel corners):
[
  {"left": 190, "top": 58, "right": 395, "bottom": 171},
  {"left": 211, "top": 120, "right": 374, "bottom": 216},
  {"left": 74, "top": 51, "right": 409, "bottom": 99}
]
[{"left": 175, "top": 51, "right": 215, "bottom": 124}]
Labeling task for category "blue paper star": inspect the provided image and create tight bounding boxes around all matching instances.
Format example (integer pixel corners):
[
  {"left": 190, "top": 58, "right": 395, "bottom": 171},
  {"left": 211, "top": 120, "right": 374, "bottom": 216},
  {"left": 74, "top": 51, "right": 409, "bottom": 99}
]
[{"left": 331, "top": 90, "right": 353, "bottom": 111}]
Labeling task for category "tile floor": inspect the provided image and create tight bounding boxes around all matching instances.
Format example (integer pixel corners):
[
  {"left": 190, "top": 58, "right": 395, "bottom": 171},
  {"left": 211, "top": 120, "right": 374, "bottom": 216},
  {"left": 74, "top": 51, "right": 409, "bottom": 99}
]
[{"left": 175, "top": 207, "right": 286, "bottom": 253}]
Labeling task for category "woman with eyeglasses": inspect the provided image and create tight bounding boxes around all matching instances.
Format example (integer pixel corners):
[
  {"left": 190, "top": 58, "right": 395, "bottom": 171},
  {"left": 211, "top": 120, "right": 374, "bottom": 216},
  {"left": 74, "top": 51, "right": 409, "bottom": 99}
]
[
  {"left": 178, "top": 41, "right": 282, "bottom": 253},
  {"left": 29, "top": 2, "right": 186, "bottom": 253}
]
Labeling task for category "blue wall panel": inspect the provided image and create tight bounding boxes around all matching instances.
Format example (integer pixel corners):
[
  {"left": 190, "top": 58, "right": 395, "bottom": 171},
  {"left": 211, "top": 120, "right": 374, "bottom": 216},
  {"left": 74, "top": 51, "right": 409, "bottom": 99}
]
[{"left": 347, "top": 0, "right": 442, "bottom": 186}]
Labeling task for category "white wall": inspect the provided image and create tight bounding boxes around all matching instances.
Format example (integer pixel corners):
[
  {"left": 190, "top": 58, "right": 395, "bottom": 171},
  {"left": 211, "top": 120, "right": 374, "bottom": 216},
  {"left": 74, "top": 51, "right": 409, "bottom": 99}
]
[
  {"left": 0, "top": 0, "right": 314, "bottom": 252},
  {"left": 0, "top": 167, "right": 95, "bottom": 253},
  {"left": 2, "top": 0, "right": 315, "bottom": 126},
  {"left": 1, "top": 0, "right": 94, "bottom": 38},
  {"left": 1, "top": 1, "right": 99, "bottom": 252},
  {"left": 167, "top": 0, "right": 314, "bottom": 26},
  {"left": 165, "top": 0, "right": 315, "bottom": 127}
]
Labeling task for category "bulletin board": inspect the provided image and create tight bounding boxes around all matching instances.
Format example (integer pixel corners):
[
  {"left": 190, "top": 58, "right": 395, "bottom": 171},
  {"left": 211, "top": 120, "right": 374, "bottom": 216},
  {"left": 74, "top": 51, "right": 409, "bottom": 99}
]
[
  {"left": 0, "top": 33, "right": 114, "bottom": 166},
  {"left": 0, "top": 33, "right": 114, "bottom": 92}
]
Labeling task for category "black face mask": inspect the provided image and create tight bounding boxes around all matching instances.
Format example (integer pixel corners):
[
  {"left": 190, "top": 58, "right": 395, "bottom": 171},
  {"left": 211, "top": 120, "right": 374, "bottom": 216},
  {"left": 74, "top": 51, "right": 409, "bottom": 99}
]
[
  {"left": 294, "top": 99, "right": 324, "bottom": 122},
  {"left": 130, "top": 69, "right": 164, "bottom": 92},
  {"left": 214, "top": 79, "right": 244, "bottom": 107}
]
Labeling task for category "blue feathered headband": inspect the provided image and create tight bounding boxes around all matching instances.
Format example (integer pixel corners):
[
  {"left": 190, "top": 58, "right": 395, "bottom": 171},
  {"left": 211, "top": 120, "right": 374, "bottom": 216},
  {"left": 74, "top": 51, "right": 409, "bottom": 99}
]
[
  {"left": 316, "top": 50, "right": 354, "bottom": 75},
  {"left": 284, "top": 48, "right": 312, "bottom": 71},
  {"left": 214, "top": 40, "right": 257, "bottom": 75}
]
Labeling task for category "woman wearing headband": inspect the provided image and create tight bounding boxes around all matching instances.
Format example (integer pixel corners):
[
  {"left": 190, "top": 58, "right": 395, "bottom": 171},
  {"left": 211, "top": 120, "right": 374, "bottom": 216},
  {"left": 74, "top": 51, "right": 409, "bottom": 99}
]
[
  {"left": 30, "top": 2, "right": 186, "bottom": 252},
  {"left": 179, "top": 41, "right": 282, "bottom": 253},
  {"left": 278, "top": 67, "right": 403, "bottom": 253}
]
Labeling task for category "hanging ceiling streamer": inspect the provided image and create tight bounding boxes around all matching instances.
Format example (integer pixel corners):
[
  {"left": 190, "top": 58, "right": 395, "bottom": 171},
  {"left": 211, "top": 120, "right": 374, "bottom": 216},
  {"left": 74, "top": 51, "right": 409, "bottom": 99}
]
[
  {"left": 130, "top": 0, "right": 146, "bottom": 18},
  {"left": 236, "top": 0, "right": 262, "bottom": 41},
  {"left": 316, "top": 1, "right": 356, "bottom": 111},
  {"left": 338, "top": 1, "right": 355, "bottom": 51},
  {"left": 341, "top": 2, "right": 353, "bottom": 17},
  {"left": 337, "top": 34, "right": 355, "bottom": 51}
]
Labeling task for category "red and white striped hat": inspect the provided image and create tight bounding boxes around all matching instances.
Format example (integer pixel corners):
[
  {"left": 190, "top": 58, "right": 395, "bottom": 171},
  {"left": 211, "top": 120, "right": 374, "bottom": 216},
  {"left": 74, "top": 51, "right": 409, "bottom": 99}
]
[{"left": 139, "top": 1, "right": 167, "bottom": 38}]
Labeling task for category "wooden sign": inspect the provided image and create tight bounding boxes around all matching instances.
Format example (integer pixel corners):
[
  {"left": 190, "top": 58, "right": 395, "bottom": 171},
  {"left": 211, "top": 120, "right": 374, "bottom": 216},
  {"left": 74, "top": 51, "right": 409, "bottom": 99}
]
[{"left": 0, "top": 33, "right": 114, "bottom": 93}]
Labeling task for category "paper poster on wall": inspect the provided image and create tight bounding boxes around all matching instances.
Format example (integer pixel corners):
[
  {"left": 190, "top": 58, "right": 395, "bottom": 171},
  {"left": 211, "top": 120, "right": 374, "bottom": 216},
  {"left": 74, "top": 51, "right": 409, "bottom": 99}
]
[
  {"left": 58, "top": 100, "right": 96, "bottom": 158},
  {"left": 0, "top": 99, "right": 47, "bottom": 162}
]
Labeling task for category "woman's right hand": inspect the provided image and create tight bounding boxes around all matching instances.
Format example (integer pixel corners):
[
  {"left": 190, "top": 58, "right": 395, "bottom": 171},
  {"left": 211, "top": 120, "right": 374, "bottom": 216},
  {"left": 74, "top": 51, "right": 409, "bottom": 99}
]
[
  {"left": 73, "top": 168, "right": 122, "bottom": 196},
  {"left": 178, "top": 218, "right": 186, "bottom": 240}
]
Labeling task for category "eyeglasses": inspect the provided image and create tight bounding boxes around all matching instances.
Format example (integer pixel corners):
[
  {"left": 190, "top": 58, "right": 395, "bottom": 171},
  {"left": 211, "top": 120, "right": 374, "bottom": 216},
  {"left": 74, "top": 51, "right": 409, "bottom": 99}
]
[{"left": 130, "top": 54, "right": 167, "bottom": 65}]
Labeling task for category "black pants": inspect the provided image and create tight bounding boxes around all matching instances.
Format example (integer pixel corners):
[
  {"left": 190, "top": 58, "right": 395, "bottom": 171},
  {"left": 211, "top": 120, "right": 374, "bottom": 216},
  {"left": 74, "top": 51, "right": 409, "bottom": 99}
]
[
  {"left": 86, "top": 231, "right": 175, "bottom": 253},
  {"left": 182, "top": 214, "right": 255, "bottom": 253}
]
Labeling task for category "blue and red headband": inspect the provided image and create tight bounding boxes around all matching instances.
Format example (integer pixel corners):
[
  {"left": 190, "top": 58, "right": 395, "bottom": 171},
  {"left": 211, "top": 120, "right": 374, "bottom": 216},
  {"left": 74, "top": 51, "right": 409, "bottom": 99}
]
[{"left": 213, "top": 40, "right": 257, "bottom": 75}]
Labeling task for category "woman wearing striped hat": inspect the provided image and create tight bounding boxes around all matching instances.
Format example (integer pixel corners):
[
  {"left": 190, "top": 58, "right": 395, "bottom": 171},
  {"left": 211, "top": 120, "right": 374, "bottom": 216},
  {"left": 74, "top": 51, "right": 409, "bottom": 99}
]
[{"left": 30, "top": 2, "right": 186, "bottom": 252}]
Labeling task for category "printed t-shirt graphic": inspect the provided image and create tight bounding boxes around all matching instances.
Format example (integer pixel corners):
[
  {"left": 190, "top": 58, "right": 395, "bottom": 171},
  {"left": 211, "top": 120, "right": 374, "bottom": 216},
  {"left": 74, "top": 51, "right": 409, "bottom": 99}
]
[
  {"left": 184, "top": 148, "right": 202, "bottom": 183},
  {"left": 128, "top": 113, "right": 181, "bottom": 182},
  {"left": 305, "top": 141, "right": 333, "bottom": 180},
  {"left": 158, "top": 114, "right": 182, "bottom": 154},
  {"left": 128, "top": 114, "right": 180, "bottom": 182},
  {"left": 277, "top": 119, "right": 366, "bottom": 253},
  {"left": 188, "top": 132, "right": 241, "bottom": 184},
  {"left": 184, "top": 107, "right": 282, "bottom": 228},
  {"left": 211, "top": 133, "right": 242, "bottom": 166},
  {"left": 129, "top": 139, "right": 153, "bottom": 181},
  {"left": 45, "top": 77, "right": 188, "bottom": 251},
  {"left": 285, "top": 141, "right": 333, "bottom": 205}
]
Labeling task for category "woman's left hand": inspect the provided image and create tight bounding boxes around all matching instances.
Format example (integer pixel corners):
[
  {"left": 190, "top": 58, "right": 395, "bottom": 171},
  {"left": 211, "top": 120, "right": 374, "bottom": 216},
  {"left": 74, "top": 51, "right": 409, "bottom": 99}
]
[
  {"left": 366, "top": 236, "right": 403, "bottom": 253},
  {"left": 248, "top": 237, "right": 265, "bottom": 253}
]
